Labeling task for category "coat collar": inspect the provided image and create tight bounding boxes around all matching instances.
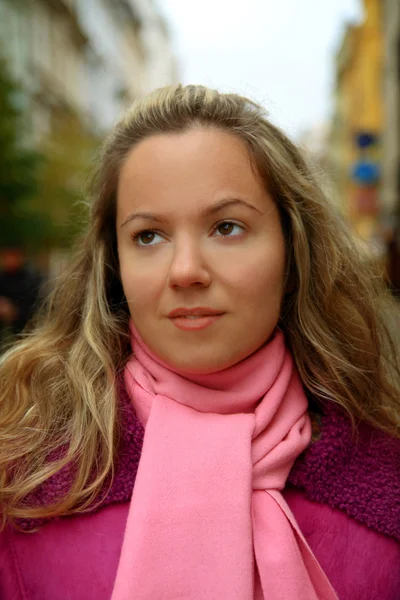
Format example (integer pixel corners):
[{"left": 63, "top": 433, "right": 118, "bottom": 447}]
[{"left": 16, "top": 386, "right": 400, "bottom": 540}]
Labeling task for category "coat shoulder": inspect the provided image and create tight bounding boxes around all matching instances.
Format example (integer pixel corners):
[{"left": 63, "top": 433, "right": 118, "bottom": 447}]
[{"left": 288, "top": 403, "right": 400, "bottom": 540}]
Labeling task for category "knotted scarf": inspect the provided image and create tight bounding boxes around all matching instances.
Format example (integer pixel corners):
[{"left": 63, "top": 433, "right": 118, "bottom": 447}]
[{"left": 111, "top": 323, "right": 338, "bottom": 599}]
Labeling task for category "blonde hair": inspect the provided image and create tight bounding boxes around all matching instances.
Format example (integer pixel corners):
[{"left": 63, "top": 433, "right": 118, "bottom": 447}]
[{"left": 1, "top": 84, "right": 399, "bottom": 530}]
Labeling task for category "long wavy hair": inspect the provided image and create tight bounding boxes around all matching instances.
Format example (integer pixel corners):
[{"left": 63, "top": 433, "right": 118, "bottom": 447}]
[{"left": 1, "top": 84, "right": 399, "bottom": 530}]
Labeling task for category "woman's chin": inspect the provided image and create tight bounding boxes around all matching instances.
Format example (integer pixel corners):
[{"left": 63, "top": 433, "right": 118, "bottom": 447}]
[{"left": 157, "top": 348, "right": 247, "bottom": 375}]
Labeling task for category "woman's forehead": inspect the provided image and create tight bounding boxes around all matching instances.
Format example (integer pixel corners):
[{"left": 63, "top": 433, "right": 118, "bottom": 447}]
[{"left": 116, "top": 129, "right": 271, "bottom": 221}]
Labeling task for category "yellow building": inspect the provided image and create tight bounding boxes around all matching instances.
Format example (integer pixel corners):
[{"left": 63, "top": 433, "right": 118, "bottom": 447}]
[{"left": 329, "top": 0, "right": 384, "bottom": 243}]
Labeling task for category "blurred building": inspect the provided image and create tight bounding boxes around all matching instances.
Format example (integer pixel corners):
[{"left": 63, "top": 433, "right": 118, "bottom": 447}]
[
  {"left": 0, "top": 0, "right": 178, "bottom": 138},
  {"left": 297, "top": 123, "right": 334, "bottom": 201},
  {"left": 79, "top": 0, "right": 178, "bottom": 132},
  {"left": 382, "top": 0, "right": 400, "bottom": 293},
  {"left": 298, "top": 123, "right": 331, "bottom": 168},
  {"left": 0, "top": 0, "right": 178, "bottom": 278},
  {"left": 329, "top": 0, "right": 383, "bottom": 245}
]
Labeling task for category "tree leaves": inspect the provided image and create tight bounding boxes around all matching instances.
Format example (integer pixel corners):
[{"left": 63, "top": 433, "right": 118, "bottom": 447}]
[{"left": 0, "top": 57, "right": 101, "bottom": 252}]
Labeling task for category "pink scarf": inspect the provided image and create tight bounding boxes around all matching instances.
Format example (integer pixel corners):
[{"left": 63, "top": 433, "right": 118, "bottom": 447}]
[{"left": 112, "top": 323, "right": 338, "bottom": 599}]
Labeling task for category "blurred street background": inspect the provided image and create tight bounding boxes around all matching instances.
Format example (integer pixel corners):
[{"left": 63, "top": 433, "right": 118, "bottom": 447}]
[{"left": 0, "top": 0, "right": 399, "bottom": 341}]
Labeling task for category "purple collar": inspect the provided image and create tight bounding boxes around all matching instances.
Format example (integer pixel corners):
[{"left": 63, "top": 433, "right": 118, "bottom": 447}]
[{"left": 16, "top": 387, "right": 400, "bottom": 539}]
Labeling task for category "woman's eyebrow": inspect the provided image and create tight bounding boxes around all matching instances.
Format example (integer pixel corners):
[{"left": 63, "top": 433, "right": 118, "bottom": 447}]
[
  {"left": 202, "top": 198, "right": 263, "bottom": 217},
  {"left": 120, "top": 198, "right": 262, "bottom": 228},
  {"left": 121, "top": 211, "right": 167, "bottom": 228}
]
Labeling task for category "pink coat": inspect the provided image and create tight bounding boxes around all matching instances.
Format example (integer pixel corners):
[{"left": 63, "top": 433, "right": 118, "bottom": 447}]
[
  {"left": 1, "top": 391, "right": 399, "bottom": 599},
  {"left": 1, "top": 489, "right": 399, "bottom": 599}
]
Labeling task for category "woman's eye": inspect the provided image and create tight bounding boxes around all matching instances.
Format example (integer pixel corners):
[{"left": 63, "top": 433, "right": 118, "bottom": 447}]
[
  {"left": 134, "top": 230, "right": 164, "bottom": 247},
  {"left": 214, "top": 222, "right": 244, "bottom": 237}
]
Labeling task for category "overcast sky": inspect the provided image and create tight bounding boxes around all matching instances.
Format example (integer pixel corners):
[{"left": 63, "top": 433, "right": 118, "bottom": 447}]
[{"left": 157, "top": 0, "right": 363, "bottom": 140}]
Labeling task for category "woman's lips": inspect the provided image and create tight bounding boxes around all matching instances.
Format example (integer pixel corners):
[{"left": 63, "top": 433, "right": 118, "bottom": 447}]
[{"left": 169, "top": 314, "right": 224, "bottom": 331}]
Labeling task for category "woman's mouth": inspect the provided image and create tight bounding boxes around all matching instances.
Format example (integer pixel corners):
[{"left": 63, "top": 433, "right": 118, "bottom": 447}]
[
  {"left": 168, "top": 309, "right": 224, "bottom": 331},
  {"left": 170, "top": 315, "right": 223, "bottom": 330}
]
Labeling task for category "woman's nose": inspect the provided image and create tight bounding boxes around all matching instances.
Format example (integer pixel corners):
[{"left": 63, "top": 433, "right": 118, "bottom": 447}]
[{"left": 167, "top": 240, "right": 212, "bottom": 289}]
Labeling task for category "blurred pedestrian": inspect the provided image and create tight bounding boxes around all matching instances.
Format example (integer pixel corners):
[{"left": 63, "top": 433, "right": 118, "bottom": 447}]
[
  {"left": 0, "top": 246, "right": 44, "bottom": 344},
  {"left": 0, "top": 85, "right": 399, "bottom": 600}
]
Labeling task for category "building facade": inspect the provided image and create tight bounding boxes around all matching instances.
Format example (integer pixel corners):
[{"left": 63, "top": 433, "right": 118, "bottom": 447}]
[
  {"left": 329, "top": 0, "right": 400, "bottom": 288},
  {"left": 0, "top": 0, "right": 178, "bottom": 137},
  {"left": 77, "top": 0, "right": 178, "bottom": 132},
  {"left": 0, "top": 0, "right": 178, "bottom": 274},
  {"left": 382, "top": 0, "right": 400, "bottom": 292},
  {"left": 329, "top": 0, "right": 384, "bottom": 245}
]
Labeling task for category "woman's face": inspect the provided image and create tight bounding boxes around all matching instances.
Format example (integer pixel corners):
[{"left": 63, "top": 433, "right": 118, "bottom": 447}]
[{"left": 116, "top": 128, "right": 286, "bottom": 373}]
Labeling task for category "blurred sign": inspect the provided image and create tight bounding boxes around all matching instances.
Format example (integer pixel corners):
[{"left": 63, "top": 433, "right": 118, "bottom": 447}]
[
  {"left": 354, "top": 186, "right": 379, "bottom": 215},
  {"left": 351, "top": 160, "right": 380, "bottom": 185},
  {"left": 354, "top": 132, "right": 379, "bottom": 148}
]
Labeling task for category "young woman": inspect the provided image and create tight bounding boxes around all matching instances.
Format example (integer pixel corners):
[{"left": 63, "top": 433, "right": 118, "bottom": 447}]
[{"left": 0, "top": 84, "right": 399, "bottom": 600}]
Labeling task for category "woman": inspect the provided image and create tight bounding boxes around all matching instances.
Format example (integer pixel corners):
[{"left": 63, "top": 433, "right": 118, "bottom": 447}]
[{"left": 0, "top": 84, "right": 399, "bottom": 600}]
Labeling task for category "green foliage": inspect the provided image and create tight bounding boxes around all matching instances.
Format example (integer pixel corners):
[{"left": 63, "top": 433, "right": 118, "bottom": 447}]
[
  {"left": 0, "top": 58, "right": 43, "bottom": 249},
  {"left": 0, "top": 56, "right": 101, "bottom": 251},
  {"left": 27, "top": 113, "right": 100, "bottom": 249}
]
